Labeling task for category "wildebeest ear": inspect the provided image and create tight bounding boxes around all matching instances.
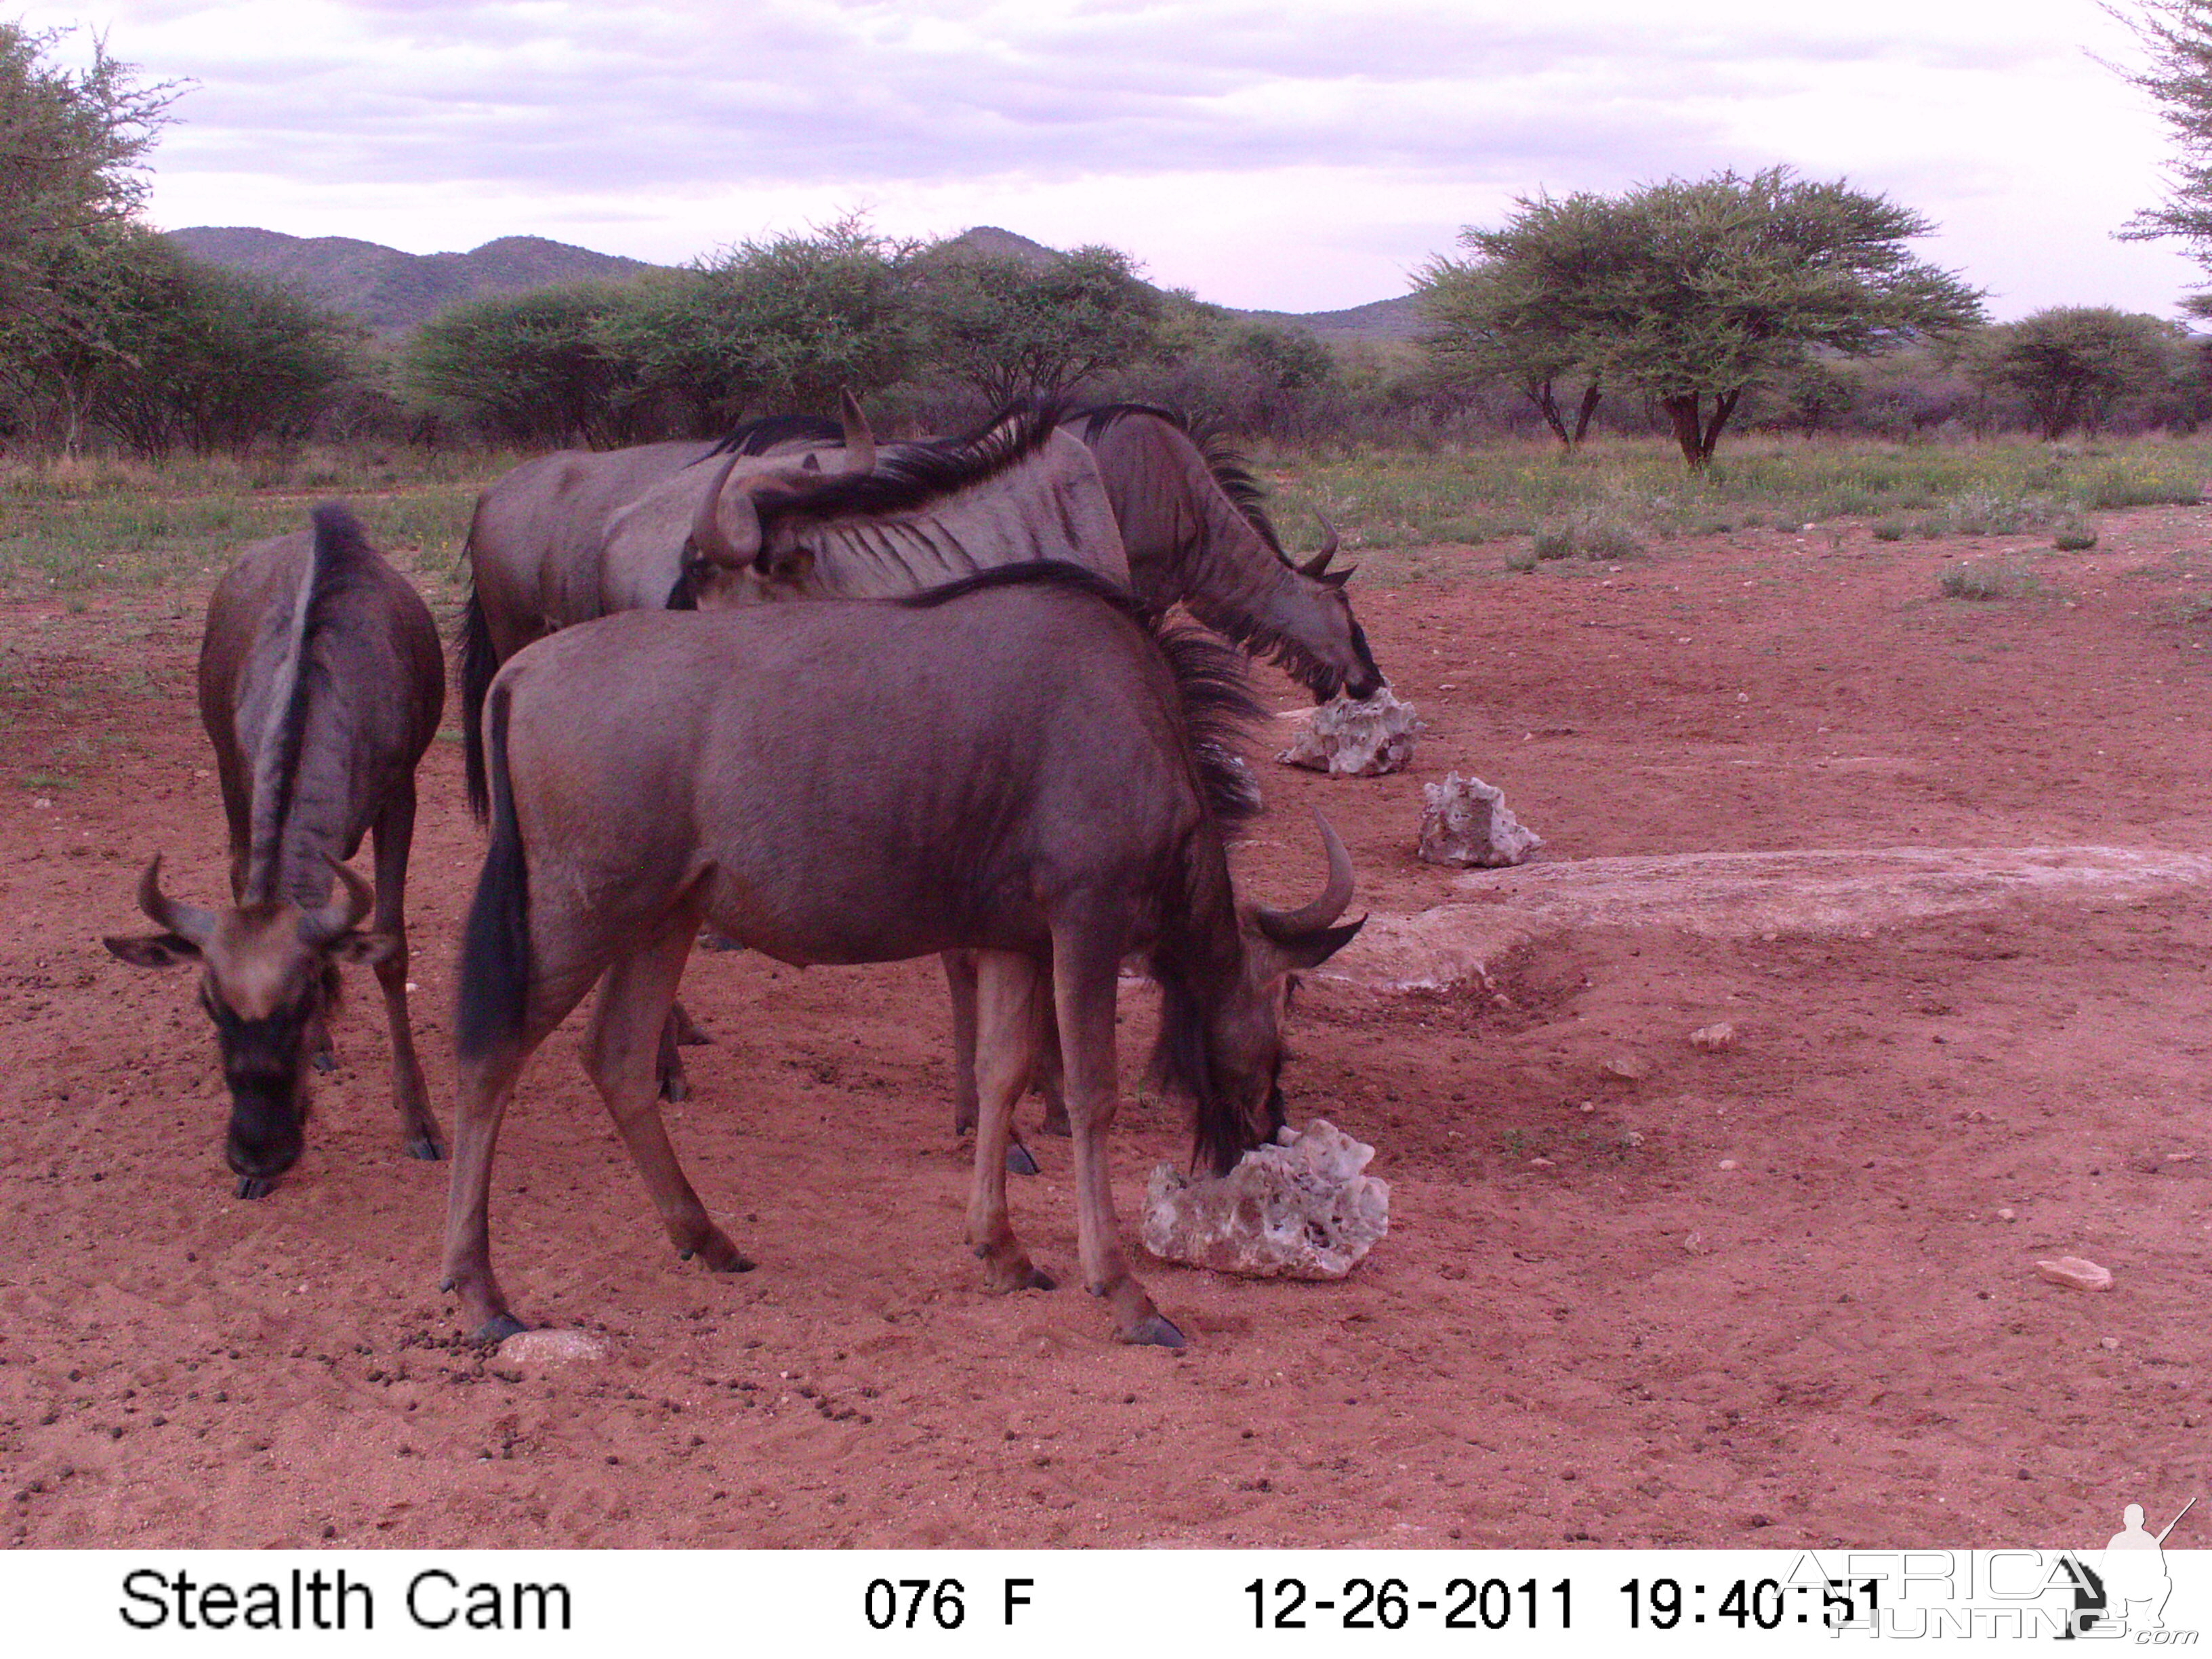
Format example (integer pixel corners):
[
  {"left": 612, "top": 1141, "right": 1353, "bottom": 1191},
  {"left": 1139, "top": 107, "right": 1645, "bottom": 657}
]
[
  {"left": 323, "top": 931, "right": 399, "bottom": 968},
  {"left": 104, "top": 933, "right": 201, "bottom": 968},
  {"left": 754, "top": 544, "right": 815, "bottom": 585}
]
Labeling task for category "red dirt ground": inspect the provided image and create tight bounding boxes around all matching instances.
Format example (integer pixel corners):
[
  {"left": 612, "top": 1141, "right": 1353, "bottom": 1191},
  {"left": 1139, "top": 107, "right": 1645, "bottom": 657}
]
[{"left": 3, "top": 509, "right": 2209, "bottom": 1549}]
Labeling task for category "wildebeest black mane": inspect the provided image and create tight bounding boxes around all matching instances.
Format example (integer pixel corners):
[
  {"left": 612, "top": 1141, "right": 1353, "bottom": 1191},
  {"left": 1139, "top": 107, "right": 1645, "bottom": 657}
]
[
  {"left": 703, "top": 412, "right": 847, "bottom": 461},
  {"left": 749, "top": 401, "right": 1069, "bottom": 541},
  {"left": 245, "top": 504, "right": 382, "bottom": 899},
  {"left": 902, "top": 562, "right": 1262, "bottom": 836},
  {"left": 1072, "top": 402, "right": 1290, "bottom": 561}
]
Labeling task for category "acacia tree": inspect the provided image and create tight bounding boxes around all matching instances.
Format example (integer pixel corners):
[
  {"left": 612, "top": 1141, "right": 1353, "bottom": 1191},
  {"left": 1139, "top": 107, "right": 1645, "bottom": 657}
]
[
  {"left": 1429, "top": 168, "right": 1984, "bottom": 469},
  {"left": 1966, "top": 307, "right": 2184, "bottom": 439},
  {"left": 1416, "top": 194, "right": 1611, "bottom": 449},
  {"left": 914, "top": 243, "right": 1161, "bottom": 406},
  {"left": 2108, "top": 0, "right": 2212, "bottom": 308},
  {"left": 407, "top": 283, "right": 653, "bottom": 446},
  {"left": 0, "top": 24, "right": 176, "bottom": 423},
  {"left": 600, "top": 216, "right": 920, "bottom": 427}
]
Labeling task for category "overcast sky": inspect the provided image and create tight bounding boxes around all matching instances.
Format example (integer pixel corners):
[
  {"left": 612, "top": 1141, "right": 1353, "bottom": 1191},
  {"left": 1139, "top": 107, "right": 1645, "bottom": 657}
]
[{"left": 22, "top": 0, "right": 2207, "bottom": 319}]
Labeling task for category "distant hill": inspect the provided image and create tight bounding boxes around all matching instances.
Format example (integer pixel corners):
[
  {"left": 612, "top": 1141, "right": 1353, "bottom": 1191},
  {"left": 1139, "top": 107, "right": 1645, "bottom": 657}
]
[
  {"left": 166, "top": 223, "right": 1419, "bottom": 343},
  {"left": 165, "top": 228, "right": 660, "bottom": 333}
]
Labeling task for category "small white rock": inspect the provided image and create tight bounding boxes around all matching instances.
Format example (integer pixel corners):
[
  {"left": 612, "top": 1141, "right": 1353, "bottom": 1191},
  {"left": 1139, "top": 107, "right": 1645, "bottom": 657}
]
[
  {"left": 2035, "top": 1256, "right": 2114, "bottom": 1292},
  {"left": 1718, "top": 1158, "right": 1740, "bottom": 1171},
  {"left": 1997, "top": 1206, "right": 2017, "bottom": 1221},
  {"left": 1529, "top": 1156, "right": 1556, "bottom": 1171},
  {"left": 1690, "top": 1022, "right": 1736, "bottom": 1052},
  {"left": 2099, "top": 1336, "right": 2122, "bottom": 1351},
  {"left": 500, "top": 1328, "right": 609, "bottom": 1364},
  {"left": 1602, "top": 1052, "right": 1652, "bottom": 1082}
]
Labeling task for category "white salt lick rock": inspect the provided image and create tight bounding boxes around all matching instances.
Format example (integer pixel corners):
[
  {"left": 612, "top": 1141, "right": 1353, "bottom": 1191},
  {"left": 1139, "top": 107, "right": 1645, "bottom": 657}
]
[
  {"left": 1141, "top": 1119, "right": 1389, "bottom": 1279},
  {"left": 1417, "top": 772, "right": 1543, "bottom": 867},
  {"left": 1278, "top": 689, "right": 1422, "bottom": 777}
]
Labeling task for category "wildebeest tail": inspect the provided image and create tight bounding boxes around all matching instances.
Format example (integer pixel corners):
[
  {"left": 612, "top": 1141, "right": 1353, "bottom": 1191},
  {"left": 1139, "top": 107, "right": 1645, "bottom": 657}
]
[
  {"left": 456, "top": 682, "right": 529, "bottom": 1062},
  {"left": 457, "top": 587, "right": 496, "bottom": 823}
]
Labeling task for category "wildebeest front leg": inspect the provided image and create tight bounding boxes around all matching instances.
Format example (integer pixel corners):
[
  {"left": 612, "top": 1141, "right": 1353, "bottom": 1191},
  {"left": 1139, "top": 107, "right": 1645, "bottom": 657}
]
[
  {"left": 966, "top": 952, "right": 1054, "bottom": 1294},
  {"left": 585, "top": 919, "right": 751, "bottom": 1274},
  {"left": 371, "top": 789, "right": 443, "bottom": 1160},
  {"left": 1053, "top": 919, "right": 1180, "bottom": 1347}
]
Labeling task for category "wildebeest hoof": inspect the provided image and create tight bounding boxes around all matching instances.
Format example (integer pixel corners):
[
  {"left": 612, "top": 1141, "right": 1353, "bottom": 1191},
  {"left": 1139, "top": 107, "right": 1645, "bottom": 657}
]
[
  {"left": 1122, "top": 1313, "right": 1187, "bottom": 1349},
  {"left": 234, "top": 1174, "right": 274, "bottom": 1200},
  {"left": 696, "top": 929, "right": 743, "bottom": 953},
  {"left": 470, "top": 1314, "right": 529, "bottom": 1346},
  {"left": 658, "top": 1071, "right": 689, "bottom": 1103},
  {"left": 311, "top": 1050, "right": 337, "bottom": 1074},
  {"left": 1005, "top": 1141, "right": 1040, "bottom": 1177},
  {"left": 689, "top": 1234, "right": 753, "bottom": 1273},
  {"left": 1025, "top": 1267, "right": 1057, "bottom": 1292},
  {"left": 405, "top": 1133, "right": 443, "bottom": 1162}
]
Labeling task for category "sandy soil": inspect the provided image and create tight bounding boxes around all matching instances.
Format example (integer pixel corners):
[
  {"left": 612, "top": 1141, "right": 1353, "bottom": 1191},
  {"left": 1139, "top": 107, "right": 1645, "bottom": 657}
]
[{"left": 3, "top": 508, "right": 2209, "bottom": 1549}]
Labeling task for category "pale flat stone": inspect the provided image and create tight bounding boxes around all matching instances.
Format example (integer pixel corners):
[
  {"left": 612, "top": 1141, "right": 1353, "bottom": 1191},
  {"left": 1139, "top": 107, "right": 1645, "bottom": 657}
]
[
  {"left": 499, "top": 1328, "right": 609, "bottom": 1364},
  {"left": 1418, "top": 773, "right": 1543, "bottom": 868},
  {"left": 1277, "top": 689, "right": 1422, "bottom": 777},
  {"left": 1690, "top": 1022, "right": 1737, "bottom": 1052},
  {"left": 1601, "top": 1052, "right": 1652, "bottom": 1082},
  {"left": 1141, "top": 1119, "right": 1389, "bottom": 1279},
  {"left": 2036, "top": 1256, "right": 2114, "bottom": 1292}
]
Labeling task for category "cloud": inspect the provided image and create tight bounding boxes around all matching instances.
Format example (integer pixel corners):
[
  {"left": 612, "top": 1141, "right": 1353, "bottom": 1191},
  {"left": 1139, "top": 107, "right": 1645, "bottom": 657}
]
[{"left": 18, "top": 0, "right": 2204, "bottom": 314}]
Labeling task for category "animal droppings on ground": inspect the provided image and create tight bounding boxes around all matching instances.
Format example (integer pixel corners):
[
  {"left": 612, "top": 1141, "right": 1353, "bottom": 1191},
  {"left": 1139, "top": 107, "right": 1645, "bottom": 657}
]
[
  {"left": 1277, "top": 688, "right": 1422, "bottom": 776},
  {"left": 2034, "top": 1256, "right": 2114, "bottom": 1292},
  {"left": 1416, "top": 772, "right": 1543, "bottom": 867},
  {"left": 1141, "top": 1119, "right": 1389, "bottom": 1279}
]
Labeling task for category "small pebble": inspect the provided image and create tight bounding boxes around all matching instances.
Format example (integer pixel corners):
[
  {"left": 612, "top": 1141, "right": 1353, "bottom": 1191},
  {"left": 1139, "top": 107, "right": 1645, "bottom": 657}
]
[
  {"left": 1690, "top": 1022, "right": 1736, "bottom": 1052},
  {"left": 1718, "top": 1159, "right": 1739, "bottom": 1172},
  {"left": 1997, "top": 1207, "right": 2016, "bottom": 1221},
  {"left": 2035, "top": 1256, "right": 2114, "bottom": 1293},
  {"left": 1529, "top": 1157, "right": 1555, "bottom": 1171},
  {"left": 1601, "top": 1053, "right": 1652, "bottom": 1082},
  {"left": 2099, "top": 1337, "right": 2121, "bottom": 1351}
]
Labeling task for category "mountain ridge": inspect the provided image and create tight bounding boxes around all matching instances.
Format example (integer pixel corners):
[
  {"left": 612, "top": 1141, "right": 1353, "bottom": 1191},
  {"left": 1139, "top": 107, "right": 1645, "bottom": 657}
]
[{"left": 164, "top": 223, "right": 1420, "bottom": 341}]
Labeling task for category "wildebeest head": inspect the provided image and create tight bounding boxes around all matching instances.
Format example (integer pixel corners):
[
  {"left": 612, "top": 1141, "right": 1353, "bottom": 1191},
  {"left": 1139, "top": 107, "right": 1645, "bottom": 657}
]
[
  {"left": 102, "top": 855, "right": 392, "bottom": 1193},
  {"left": 682, "top": 390, "right": 878, "bottom": 604},
  {"left": 1157, "top": 813, "right": 1364, "bottom": 1174},
  {"left": 1290, "top": 519, "right": 1385, "bottom": 702}
]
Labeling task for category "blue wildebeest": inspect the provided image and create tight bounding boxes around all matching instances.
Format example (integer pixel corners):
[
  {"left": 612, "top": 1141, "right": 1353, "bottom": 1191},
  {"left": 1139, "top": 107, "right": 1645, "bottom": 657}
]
[
  {"left": 445, "top": 564, "right": 1359, "bottom": 1348},
  {"left": 103, "top": 506, "right": 446, "bottom": 1197}
]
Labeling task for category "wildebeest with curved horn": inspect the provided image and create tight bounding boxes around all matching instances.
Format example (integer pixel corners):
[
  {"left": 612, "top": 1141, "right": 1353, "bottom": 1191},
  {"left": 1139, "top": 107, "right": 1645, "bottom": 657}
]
[
  {"left": 445, "top": 564, "right": 1360, "bottom": 1348},
  {"left": 103, "top": 505, "right": 446, "bottom": 1197},
  {"left": 457, "top": 396, "right": 1125, "bottom": 820}
]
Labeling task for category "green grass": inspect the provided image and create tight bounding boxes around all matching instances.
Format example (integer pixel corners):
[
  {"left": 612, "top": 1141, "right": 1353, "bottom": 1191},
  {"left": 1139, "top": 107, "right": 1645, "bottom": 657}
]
[
  {"left": 0, "top": 445, "right": 510, "bottom": 598},
  {"left": 1256, "top": 433, "right": 2208, "bottom": 573}
]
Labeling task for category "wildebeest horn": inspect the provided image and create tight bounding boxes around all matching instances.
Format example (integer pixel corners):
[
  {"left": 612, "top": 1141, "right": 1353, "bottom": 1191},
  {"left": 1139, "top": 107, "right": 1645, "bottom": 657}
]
[
  {"left": 136, "top": 854, "right": 217, "bottom": 946},
  {"left": 1299, "top": 517, "right": 1340, "bottom": 579},
  {"left": 837, "top": 388, "right": 876, "bottom": 475},
  {"left": 300, "top": 855, "right": 373, "bottom": 947},
  {"left": 1254, "top": 811, "right": 1355, "bottom": 943},
  {"left": 689, "top": 452, "right": 746, "bottom": 565}
]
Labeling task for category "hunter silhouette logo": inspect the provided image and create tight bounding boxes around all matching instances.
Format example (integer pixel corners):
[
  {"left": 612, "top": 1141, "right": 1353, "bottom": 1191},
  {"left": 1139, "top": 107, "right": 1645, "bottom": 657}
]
[{"left": 2062, "top": 1497, "right": 2196, "bottom": 1639}]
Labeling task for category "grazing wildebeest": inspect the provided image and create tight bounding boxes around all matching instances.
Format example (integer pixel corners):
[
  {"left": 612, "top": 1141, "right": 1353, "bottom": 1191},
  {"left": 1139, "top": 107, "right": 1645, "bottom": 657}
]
[
  {"left": 103, "top": 506, "right": 446, "bottom": 1197},
  {"left": 444, "top": 565, "right": 1360, "bottom": 1347}
]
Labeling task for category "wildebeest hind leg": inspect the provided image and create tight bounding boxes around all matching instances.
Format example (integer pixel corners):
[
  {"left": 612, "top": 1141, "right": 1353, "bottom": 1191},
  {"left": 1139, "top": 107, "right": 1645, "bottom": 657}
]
[
  {"left": 441, "top": 1046, "right": 529, "bottom": 1341},
  {"left": 586, "top": 918, "right": 752, "bottom": 1274},
  {"left": 371, "top": 790, "right": 443, "bottom": 1160},
  {"left": 966, "top": 952, "right": 1054, "bottom": 1294},
  {"left": 945, "top": 951, "right": 1038, "bottom": 1174}
]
